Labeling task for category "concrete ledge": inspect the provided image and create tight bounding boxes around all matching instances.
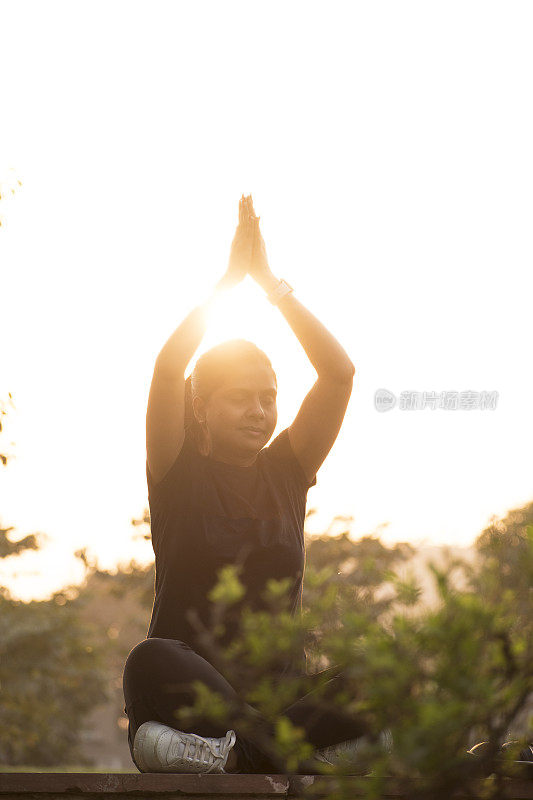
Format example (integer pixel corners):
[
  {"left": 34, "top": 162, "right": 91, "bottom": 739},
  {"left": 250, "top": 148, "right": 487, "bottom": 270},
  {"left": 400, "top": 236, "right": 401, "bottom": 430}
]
[{"left": 0, "top": 773, "right": 531, "bottom": 800}]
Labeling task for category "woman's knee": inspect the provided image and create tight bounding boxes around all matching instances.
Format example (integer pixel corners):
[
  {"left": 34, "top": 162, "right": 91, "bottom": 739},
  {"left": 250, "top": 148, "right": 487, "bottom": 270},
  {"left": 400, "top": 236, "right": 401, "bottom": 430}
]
[
  {"left": 123, "top": 638, "right": 194, "bottom": 699},
  {"left": 123, "top": 637, "right": 238, "bottom": 697},
  {"left": 128, "top": 637, "right": 192, "bottom": 657},
  {"left": 125, "top": 638, "right": 192, "bottom": 673}
]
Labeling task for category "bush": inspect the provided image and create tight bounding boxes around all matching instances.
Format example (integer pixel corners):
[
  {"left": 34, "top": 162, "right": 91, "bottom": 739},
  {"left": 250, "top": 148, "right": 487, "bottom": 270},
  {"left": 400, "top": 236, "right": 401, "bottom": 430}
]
[{"left": 173, "top": 526, "right": 532, "bottom": 799}]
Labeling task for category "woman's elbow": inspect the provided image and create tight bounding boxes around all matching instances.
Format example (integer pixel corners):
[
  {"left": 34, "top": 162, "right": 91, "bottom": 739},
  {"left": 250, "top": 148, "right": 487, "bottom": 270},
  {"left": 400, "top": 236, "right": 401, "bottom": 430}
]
[{"left": 341, "top": 362, "right": 356, "bottom": 382}]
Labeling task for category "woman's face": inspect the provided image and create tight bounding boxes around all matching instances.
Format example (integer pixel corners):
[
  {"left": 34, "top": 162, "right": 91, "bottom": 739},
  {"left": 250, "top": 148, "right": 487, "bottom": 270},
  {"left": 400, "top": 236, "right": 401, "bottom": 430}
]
[{"left": 193, "top": 363, "right": 278, "bottom": 461}]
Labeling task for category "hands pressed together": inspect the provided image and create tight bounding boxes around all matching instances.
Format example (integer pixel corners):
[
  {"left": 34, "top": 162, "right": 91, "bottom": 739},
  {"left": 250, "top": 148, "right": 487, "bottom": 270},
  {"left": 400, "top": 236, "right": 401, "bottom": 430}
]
[{"left": 217, "top": 194, "right": 271, "bottom": 291}]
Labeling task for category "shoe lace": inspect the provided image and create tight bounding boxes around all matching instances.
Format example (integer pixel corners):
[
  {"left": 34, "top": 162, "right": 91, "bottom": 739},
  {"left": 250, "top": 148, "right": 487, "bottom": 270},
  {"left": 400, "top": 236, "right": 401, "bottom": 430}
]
[{"left": 181, "top": 735, "right": 227, "bottom": 773}]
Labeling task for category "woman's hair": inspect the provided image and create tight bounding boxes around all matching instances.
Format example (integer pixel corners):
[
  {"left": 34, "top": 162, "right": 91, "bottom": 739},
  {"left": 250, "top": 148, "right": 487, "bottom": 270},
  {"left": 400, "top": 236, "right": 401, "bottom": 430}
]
[{"left": 183, "top": 339, "right": 276, "bottom": 451}]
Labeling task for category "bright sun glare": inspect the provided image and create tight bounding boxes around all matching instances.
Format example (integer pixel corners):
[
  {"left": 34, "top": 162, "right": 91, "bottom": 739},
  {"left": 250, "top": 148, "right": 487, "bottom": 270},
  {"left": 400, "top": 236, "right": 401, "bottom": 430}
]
[{"left": 1, "top": 2, "right": 532, "bottom": 601}]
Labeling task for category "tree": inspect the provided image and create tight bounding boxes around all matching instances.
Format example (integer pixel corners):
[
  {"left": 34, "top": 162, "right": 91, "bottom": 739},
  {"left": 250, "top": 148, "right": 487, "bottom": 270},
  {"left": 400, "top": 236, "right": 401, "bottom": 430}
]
[{"left": 0, "top": 397, "right": 108, "bottom": 766}]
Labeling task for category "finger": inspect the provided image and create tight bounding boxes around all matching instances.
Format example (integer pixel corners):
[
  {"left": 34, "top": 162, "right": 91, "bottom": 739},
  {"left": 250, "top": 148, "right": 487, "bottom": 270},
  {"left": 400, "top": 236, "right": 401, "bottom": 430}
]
[
  {"left": 248, "top": 196, "right": 257, "bottom": 224},
  {"left": 249, "top": 195, "right": 259, "bottom": 223},
  {"left": 244, "top": 196, "right": 252, "bottom": 230}
]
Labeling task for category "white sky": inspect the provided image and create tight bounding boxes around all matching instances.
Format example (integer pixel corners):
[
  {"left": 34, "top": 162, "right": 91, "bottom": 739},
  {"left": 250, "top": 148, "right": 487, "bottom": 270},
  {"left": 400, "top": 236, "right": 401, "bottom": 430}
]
[{"left": 1, "top": 1, "right": 532, "bottom": 602}]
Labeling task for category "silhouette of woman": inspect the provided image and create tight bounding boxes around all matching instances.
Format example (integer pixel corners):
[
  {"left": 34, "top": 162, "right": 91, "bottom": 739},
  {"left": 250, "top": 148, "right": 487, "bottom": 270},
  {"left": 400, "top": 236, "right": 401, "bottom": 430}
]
[{"left": 122, "top": 195, "right": 364, "bottom": 775}]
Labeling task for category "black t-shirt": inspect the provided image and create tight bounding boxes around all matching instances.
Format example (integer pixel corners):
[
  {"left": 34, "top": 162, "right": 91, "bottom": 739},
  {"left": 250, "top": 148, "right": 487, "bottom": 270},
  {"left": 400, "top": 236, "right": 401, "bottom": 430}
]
[{"left": 145, "top": 426, "right": 316, "bottom": 677}]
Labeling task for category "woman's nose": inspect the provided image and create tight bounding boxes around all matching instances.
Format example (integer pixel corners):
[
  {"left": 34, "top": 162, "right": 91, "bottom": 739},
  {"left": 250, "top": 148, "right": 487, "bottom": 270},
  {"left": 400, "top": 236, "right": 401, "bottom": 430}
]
[{"left": 246, "top": 398, "right": 266, "bottom": 419}]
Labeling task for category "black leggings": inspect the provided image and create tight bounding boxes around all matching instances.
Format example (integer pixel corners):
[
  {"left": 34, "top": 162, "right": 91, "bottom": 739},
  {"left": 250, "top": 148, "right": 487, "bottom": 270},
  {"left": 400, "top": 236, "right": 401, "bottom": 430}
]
[{"left": 122, "top": 638, "right": 369, "bottom": 773}]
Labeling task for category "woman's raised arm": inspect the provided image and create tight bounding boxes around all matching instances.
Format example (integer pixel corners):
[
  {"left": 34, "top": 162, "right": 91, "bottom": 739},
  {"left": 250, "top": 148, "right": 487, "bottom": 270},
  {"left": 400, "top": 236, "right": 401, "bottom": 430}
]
[
  {"left": 146, "top": 196, "right": 255, "bottom": 484},
  {"left": 246, "top": 195, "right": 355, "bottom": 486},
  {"left": 146, "top": 303, "right": 209, "bottom": 484}
]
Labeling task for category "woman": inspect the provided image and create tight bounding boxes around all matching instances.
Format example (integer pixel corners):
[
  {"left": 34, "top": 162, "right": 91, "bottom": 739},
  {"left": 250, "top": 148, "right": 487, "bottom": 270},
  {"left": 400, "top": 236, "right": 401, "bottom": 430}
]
[{"left": 122, "top": 195, "right": 365, "bottom": 775}]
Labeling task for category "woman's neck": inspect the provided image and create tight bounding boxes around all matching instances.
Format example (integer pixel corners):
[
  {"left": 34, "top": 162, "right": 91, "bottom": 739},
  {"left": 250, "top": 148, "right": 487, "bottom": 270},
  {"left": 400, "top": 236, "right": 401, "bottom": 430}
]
[{"left": 198, "top": 434, "right": 259, "bottom": 467}]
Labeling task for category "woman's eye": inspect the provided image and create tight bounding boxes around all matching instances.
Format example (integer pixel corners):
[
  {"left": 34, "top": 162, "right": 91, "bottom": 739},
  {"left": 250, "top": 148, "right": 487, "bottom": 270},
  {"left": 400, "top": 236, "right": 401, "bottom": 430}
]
[{"left": 228, "top": 393, "right": 275, "bottom": 405}]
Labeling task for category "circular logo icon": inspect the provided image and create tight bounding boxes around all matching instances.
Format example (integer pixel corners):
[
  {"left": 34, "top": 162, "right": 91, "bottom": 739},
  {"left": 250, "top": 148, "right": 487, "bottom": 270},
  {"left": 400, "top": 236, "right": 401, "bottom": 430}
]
[{"left": 374, "top": 388, "right": 396, "bottom": 412}]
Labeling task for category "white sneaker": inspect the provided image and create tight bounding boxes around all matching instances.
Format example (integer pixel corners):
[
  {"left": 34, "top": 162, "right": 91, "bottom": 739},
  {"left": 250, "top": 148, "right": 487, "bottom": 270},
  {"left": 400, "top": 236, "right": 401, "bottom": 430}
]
[
  {"left": 315, "top": 738, "right": 363, "bottom": 768},
  {"left": 315, "top": 730, "right": 393, "bottom": 773},
  {"left": 133, "top": 720, "right": 237, "bottom": 774}
]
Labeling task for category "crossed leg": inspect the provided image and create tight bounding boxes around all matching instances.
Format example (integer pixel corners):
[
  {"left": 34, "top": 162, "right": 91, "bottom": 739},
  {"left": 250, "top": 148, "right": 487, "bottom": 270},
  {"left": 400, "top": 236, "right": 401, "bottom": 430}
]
[{"left": 122, "top": 638, "right": 368, "bottom": 773}]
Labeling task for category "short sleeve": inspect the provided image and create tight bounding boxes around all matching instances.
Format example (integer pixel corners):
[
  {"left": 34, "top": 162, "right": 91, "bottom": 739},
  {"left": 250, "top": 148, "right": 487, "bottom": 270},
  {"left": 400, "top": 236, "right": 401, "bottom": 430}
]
[
  {"left": 146, "top": 429, "right": 198, "bottom": 510},
  {"left": 264, "top": 427, "right": 317, "bottom": 491}
]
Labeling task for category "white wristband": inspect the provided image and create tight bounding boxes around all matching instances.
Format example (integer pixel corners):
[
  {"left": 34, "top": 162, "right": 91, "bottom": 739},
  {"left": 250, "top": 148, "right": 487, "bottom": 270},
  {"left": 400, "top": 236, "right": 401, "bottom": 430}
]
[{"left": 268, "top": 279, "right": 294, "bottom": 306}]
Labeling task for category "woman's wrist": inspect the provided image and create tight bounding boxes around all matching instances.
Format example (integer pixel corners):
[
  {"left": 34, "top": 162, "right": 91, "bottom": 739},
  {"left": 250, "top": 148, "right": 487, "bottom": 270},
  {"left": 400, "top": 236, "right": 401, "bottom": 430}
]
[
  {"left": 255, "top": 269, "right": 282, "bottom": 296},
  {"left": 205, "top": 271, "right": 286, "bottom": 306}
]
